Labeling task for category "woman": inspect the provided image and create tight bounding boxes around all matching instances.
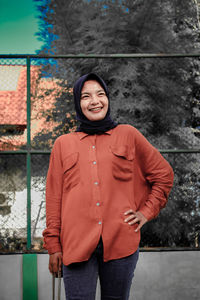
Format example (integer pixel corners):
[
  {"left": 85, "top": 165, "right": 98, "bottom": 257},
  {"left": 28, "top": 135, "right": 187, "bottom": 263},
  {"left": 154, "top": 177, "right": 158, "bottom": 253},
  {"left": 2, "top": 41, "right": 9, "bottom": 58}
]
[{"left": 43, "top": 73, "right": 174, "bottom": 300}]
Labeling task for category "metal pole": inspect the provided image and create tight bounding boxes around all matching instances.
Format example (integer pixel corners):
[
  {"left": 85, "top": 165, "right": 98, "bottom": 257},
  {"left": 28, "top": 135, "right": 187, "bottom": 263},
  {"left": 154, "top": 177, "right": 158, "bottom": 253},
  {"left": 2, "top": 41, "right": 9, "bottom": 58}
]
[
  {"left": 52, "top": 275, "right": 55, "bottom": 300},
  {"left": 1, "top": 53, "right": 200, "bottom": 59},
  {"left": 1, "top": 149, "right": 200, "bottom": 154},
  {"left": 26, "top": 56, "right": 31, "bottom": 250}
]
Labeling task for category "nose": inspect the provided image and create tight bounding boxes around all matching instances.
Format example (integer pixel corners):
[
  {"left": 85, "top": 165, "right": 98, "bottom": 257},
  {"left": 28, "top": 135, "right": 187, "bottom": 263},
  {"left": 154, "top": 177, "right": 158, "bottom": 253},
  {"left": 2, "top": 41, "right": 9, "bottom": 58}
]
[{"left": 90, "top": 95, "right": 99, "bottom": 105}]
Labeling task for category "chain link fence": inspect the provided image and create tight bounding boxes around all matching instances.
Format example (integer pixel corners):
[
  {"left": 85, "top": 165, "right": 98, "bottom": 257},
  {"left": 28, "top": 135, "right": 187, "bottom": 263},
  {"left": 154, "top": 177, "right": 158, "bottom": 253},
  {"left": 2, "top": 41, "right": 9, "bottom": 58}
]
[{"left": 0, "top": 55, "right": 199, "bottom": 252}]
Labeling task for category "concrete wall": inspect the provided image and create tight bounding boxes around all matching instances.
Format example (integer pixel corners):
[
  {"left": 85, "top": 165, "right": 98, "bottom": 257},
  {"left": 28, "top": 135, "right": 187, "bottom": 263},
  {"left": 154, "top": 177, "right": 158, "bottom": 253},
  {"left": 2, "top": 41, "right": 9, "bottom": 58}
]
[
  {"left": 0, "top": 251, "right": 200, "bottom": 300},
  {"left": 0, "top": 254, "right": 22, "bottom": 300}
]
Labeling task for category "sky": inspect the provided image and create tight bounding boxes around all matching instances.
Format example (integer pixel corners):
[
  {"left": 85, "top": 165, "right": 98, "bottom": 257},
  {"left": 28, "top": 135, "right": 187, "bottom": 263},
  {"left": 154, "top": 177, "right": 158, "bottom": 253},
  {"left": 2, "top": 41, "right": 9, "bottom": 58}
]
[{"left": 0, "top": 0, "right": 44, "bottom": 54}]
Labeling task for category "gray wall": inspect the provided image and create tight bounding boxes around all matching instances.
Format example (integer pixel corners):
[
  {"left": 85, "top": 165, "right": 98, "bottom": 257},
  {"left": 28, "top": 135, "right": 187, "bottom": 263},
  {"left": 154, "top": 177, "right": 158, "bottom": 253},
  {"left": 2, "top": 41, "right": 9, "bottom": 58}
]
[{"left": 0, "top": 251, "right": 200, "bottom": 300}]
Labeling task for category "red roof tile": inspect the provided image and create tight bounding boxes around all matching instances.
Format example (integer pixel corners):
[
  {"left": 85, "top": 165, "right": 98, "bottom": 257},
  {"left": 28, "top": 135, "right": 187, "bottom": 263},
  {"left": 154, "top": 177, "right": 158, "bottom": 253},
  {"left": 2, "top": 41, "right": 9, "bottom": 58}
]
[
  {"left": 0, "top": 65, "right": 39, "bottom": 125},
  {"left": 0, "top": 65, "right": 74, "bottom": 150}
]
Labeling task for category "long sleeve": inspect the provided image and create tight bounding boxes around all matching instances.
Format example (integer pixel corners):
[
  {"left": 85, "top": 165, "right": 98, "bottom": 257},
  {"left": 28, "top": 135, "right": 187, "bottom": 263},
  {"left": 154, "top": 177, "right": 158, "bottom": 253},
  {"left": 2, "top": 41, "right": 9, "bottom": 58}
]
[
  {"left": 135, "top": 129, "right": 174, "bottom": 221},
  {"left": 43, "top": 138, "right": 63, "bottom": 254}
]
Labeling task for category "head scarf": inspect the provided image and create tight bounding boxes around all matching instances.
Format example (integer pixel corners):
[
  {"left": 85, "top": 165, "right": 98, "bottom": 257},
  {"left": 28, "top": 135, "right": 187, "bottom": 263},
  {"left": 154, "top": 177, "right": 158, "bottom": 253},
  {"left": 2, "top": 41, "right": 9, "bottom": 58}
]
[{"left": 73, "top": 73, "right": 118, "bottom": 134}]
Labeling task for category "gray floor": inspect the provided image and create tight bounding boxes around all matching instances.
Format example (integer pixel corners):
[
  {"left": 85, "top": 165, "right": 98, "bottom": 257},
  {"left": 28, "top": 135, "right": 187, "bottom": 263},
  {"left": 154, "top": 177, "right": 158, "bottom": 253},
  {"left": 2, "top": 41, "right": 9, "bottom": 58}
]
[{"left": 0, "top": 251, "right": 200, "bottom": 300}]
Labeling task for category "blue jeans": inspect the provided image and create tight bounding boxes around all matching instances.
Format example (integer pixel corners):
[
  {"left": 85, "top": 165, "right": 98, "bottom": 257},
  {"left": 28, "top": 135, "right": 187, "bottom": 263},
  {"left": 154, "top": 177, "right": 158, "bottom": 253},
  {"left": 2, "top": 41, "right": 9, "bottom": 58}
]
[{"left": 63, "top": 237, "right": 139, "bottom": 300}]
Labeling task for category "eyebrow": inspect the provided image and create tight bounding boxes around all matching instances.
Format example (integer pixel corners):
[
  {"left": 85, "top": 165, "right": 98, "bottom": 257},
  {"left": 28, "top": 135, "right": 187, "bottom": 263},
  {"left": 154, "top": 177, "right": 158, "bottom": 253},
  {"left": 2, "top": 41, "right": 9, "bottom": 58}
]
[{"left": 81, "top": 92, "right": 90, "bottom": 96}]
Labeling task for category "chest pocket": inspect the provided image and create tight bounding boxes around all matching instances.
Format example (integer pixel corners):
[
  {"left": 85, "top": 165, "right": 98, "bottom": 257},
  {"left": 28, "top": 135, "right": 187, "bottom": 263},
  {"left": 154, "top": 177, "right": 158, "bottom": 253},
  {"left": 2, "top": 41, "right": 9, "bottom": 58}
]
[
  {"left": 110, "top": 145, "right": 134, "bottom": 181},
  {"left": 62, "top": 152, "right": 79, "bottom": 191}
]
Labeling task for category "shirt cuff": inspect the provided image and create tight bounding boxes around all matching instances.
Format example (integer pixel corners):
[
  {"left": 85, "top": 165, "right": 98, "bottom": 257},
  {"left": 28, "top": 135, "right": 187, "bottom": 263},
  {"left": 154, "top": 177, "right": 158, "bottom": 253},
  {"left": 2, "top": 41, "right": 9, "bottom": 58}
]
[{"left": 43, "top": 242, "right": 62, "bottom": 254}]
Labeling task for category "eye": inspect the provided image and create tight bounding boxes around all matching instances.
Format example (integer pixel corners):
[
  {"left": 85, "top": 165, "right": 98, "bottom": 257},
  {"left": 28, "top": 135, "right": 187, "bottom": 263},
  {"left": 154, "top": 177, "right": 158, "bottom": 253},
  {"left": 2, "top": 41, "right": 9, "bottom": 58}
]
[
  {"left": 98, "top": 92, "right": 105, "bottom": 96},
  {"left": 81, "top": 95, "right": 89, "bottom": 99}
]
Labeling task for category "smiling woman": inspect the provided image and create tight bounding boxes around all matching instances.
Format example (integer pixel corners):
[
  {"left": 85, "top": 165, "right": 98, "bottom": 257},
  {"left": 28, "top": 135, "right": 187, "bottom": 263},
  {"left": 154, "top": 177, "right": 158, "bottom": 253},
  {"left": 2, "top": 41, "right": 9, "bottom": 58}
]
[{"left": 43, "top": 72, "right": 174, "bottom": 300}]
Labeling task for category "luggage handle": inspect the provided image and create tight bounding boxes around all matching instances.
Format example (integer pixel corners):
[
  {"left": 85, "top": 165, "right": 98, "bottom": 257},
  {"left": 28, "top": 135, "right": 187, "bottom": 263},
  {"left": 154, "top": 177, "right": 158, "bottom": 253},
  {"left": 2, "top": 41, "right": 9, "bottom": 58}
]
[{"left": 52, "top": 271, "right": 62, "bottom": 300}]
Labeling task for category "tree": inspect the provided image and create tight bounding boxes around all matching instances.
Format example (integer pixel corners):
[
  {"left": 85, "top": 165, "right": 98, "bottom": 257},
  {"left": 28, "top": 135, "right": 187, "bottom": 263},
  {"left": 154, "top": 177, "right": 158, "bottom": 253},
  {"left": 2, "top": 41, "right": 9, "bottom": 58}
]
[{"left": 32, "top": 0, "right": 200, "bottom": 247}]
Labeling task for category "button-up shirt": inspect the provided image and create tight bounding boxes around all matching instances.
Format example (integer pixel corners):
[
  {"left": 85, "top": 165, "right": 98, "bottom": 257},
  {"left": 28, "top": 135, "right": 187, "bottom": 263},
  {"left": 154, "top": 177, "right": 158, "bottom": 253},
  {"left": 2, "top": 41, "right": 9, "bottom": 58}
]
[{"left": 43, "top": 124, "right": 174, "bottom": 266}]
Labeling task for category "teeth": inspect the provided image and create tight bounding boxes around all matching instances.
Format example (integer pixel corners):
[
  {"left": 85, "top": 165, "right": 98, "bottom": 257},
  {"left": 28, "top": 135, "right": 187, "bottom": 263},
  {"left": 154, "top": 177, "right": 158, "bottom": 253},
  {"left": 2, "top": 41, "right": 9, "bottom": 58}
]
[{"left": 91, "top": 108, "right": 102, "bottom": 111}]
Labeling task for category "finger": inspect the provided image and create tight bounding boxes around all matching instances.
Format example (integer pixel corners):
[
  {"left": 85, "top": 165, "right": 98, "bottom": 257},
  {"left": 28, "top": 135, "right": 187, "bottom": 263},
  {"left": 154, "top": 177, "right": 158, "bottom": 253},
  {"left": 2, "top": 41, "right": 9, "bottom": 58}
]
[
  {"left": 49, "top": 262, "right": 54, "bottom": 274},
  {"left": 52, "top": 259, "right": 59, "bottom": 273},
  {"left": 128, "top": 218, "right": 140, "bottom": 225},
  {"left": 135, "top": 222, "right": 144, "bottom": 232},
  {"left": 124, "top": 209, "right": 135, "bottom": 216},
  {"left": 49, "top": 264, "right": 51, "bottom": 273},
  {"left": 49, "top": 256, "right": 53, "bottom": 274},
  {"left": 124, "top": 214, "right": 137, "bottom": 222},
  {"left": 58, "top": 256, "right": 62, "bottom": 271}
]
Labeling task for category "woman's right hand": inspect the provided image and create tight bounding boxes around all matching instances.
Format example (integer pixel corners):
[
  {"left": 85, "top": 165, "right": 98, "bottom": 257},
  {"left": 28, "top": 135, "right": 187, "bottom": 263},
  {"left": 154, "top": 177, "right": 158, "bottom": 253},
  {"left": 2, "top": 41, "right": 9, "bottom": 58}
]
[{"left": 49, "top": 252, "right": 63, "bottom": 275}]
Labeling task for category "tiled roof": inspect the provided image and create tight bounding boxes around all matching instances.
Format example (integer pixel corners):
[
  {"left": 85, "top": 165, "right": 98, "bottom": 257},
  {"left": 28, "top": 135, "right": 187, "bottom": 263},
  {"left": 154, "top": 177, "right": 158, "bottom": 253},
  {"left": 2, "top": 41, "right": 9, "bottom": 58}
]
[
  {"left": 0, "top": 65, "right": 73, "bottom": 150},
  {"left": 0, "top": 65, "right": 39, "bottom": 125}
]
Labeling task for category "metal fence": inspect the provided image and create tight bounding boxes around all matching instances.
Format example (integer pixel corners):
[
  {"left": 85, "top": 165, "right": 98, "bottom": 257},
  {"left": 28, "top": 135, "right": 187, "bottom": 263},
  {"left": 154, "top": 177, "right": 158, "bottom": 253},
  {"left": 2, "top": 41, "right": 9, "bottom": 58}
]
[{"left": 0, "top": 54, "right": 200, "bottom": 253}]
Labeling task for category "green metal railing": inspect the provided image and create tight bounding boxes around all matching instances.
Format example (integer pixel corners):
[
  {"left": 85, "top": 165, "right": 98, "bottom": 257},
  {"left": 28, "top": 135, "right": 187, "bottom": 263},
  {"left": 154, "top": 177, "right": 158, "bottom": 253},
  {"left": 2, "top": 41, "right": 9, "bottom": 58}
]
[
  {"left": 0, "top": 53, "right": 200, "bottom": 252},
  {"left": 1, "top": 53, "right": 200, "bottom": 58},
  {"left": 26, "top": 57, "right": 31, "bottom": 249}
]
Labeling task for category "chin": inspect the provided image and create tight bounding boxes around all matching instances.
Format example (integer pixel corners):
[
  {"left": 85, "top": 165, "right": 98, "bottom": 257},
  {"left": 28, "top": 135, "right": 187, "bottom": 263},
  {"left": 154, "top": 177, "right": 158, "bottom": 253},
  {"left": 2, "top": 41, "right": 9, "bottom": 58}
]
[
  {"left": 87, "top": 112, "right": 106, "bottom": 121},
  {"left": 89, "top": 116, "right": 104, "bottom": 121}
]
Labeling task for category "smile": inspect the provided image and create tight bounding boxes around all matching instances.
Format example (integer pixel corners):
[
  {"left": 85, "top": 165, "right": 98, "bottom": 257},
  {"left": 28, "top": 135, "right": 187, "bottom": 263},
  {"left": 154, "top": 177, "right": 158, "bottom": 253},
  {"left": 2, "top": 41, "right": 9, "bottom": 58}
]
[{"left": 89, "top": 107, "right": 103, "bottom": 112}]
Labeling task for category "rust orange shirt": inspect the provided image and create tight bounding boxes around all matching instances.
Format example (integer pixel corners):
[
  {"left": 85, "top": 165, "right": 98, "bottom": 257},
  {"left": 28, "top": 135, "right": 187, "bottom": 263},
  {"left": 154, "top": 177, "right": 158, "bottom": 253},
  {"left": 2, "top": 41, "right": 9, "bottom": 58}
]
[{"left": 43, "top": 124, "right": 174, "bottom": 266}]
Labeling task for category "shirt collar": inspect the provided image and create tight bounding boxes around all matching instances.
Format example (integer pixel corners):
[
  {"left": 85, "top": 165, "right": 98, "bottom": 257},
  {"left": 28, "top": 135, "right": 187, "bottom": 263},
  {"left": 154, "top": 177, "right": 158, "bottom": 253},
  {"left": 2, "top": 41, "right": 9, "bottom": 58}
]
[{"left": 77, "top": 128, "right": 113, "bottom": 140}]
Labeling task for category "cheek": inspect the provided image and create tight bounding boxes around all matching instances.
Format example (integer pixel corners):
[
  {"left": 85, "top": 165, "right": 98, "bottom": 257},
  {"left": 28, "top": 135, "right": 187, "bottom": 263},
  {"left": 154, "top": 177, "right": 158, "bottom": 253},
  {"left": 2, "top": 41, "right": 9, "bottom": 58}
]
[
  {"left": 80, "top": 102, "right": 86, "bottom": 112},
  {"left": 104, "top": 101, "right": 109, "bottom": 113}
]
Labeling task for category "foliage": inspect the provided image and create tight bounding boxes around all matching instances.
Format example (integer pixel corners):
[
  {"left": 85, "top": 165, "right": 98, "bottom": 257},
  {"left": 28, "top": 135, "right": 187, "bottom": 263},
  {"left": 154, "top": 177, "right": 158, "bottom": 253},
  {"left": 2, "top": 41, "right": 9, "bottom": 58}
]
[
  {"left": 32, "top": 0, "right": 200, "bottom": 248},
  {"left": 0, "top": 230, "right": 27, "bottom": 252}
]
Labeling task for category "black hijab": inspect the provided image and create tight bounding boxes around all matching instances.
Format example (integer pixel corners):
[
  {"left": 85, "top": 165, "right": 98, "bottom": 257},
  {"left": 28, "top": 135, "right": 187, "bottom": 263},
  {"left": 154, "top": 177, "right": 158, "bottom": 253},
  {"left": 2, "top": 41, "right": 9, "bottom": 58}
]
[{"left": 73, "top": 73, "right": 118, "bottom": 134}]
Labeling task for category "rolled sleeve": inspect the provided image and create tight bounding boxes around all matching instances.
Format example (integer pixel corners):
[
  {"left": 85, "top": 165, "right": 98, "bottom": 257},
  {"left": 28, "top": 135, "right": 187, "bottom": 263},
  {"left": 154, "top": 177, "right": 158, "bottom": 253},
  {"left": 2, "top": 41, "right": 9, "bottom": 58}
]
[
  {"left": 135, "top": 129, "right": 174, "bottom": 221},
  {"left": 42, "top": 138, "right": 63, "bottom": 253}
]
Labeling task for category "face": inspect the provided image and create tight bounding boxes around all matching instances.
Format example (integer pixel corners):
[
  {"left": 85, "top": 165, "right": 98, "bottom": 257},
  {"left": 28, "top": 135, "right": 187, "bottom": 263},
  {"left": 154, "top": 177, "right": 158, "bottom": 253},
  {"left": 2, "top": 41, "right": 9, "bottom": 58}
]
[{"left": 80, "top": 80, "right": 109, "bottom": 121}]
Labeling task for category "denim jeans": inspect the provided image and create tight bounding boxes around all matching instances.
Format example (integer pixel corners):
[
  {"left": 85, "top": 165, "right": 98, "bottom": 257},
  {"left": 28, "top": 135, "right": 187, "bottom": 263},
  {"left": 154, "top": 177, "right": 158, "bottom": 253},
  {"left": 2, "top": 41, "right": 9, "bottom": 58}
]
[{"left": 63, "top": 237, "right": 139, "bottom": 300}]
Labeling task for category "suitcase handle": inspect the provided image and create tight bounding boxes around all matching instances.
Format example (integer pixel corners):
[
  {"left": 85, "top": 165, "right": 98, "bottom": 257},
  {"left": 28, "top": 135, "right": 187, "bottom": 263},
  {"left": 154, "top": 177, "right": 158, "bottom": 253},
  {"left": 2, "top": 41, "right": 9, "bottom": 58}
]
[{"left": 52, "top": 271, "right": 62, "bottom": 300}]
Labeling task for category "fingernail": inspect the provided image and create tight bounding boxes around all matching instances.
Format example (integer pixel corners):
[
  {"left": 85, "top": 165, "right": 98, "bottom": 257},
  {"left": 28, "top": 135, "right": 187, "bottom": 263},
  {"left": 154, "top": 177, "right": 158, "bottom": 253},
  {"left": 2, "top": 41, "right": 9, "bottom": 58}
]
[
  {"left": 124, "top": 219, "right": 127, "bottom": 222},
  {"left": 124, "top": 212, "right": 127, "bottom": 215}
]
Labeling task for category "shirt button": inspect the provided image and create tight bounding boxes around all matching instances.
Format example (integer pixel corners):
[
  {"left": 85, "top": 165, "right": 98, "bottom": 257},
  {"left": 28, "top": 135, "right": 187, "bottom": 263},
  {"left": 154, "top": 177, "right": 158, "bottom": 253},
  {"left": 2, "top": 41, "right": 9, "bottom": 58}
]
[
  {"left": 96, "top": 202, "right": 100, "bottom": 206},
  {"left": 98, "top": 221, "right": 102, "bottom": 225},
  {"left": 93, "top": 161, "right": 97, "bottom": 165},
  {"left": 94, "top": 181, "right": 98, "bottom": 185},
  {"left": 92, "top": 146, "right": 95, "bottom": 149}
]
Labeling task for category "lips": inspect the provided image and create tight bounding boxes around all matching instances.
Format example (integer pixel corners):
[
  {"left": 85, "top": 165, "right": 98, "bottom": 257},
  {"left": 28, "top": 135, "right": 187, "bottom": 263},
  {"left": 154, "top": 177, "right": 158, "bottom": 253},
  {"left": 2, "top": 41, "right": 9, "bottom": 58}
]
[{"left": 89, "top": 107, "right": 103, "bottom": 112}]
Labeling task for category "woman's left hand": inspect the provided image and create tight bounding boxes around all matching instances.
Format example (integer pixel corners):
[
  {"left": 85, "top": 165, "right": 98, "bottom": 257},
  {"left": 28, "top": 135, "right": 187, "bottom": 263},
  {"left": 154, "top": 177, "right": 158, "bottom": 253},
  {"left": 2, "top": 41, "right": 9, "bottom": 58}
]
[{"left": 124, "top": 210, "right": 148, "bottom": 232}]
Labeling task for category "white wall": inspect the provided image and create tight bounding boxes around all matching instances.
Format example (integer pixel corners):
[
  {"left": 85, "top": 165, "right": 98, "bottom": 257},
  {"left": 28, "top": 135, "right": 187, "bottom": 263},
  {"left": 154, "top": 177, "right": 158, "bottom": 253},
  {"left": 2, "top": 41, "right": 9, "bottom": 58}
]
[{"left": 0, "top": 251, "right": 200, "bottom": 300}]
